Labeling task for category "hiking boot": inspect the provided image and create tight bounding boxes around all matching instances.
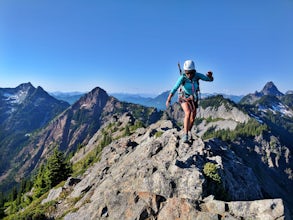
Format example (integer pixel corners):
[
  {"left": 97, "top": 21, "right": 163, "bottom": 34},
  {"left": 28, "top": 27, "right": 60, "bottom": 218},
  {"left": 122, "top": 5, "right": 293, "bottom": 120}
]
[
  {"left": 190, "top": 133, "right": 193, "bottom": 141},
  {"left": 182, "top": 134, "right": 189, "bottom": 143},
  {"left": 190, "top": 132, "right": 199, "bottom": 141}
]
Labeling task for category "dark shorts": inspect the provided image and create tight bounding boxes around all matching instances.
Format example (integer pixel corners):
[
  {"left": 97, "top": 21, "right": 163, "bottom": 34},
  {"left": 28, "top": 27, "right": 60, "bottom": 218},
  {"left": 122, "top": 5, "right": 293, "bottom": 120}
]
[{"left": 179, "top": 96, "right": 198, "bottom": 109}]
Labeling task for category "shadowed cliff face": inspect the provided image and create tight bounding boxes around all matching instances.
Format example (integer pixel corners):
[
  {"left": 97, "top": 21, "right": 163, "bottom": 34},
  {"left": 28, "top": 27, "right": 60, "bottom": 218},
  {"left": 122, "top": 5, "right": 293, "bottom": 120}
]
[
  {"left": 40, "top": 119, "right": 291, "bottom": 219},
  {"left": 0, "top": 83, "right": 69, "bottom": 187},
  {"left": 13, "top": 87, "right": 109, "bottom": 179},
  {"left": 7, "top": 87, "right": 162, "bottom": 187},
  {"left": 0, "top": 82, "right": 69, "bottom": 132}
]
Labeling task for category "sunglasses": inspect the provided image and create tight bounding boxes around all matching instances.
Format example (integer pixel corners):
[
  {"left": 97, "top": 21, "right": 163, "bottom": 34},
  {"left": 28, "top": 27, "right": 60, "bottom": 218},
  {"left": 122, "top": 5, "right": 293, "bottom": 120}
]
[{"left": 186, "top": 71, "right": 195, "bottom": 75}]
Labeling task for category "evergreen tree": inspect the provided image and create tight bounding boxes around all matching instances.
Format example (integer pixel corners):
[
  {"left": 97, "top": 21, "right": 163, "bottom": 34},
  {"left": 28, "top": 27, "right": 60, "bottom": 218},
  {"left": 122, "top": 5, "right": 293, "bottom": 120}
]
[
  {"left": 124, "top": 125, "right": 131, "bottom": 136},
  {"left": 45, "top": 148, "right": 72, "bottom": 188},
  {"left": 33, "top": 148, "right": 72, "bottom": 198},
  {"left": 101, "top": 134, "right": 112, "bottom": 148},
  {"left": 33, "top": 164, "right": 48, "bottom": 198},
  {"left": 9, "top": 186, "right": 18, "bottom": 202}
]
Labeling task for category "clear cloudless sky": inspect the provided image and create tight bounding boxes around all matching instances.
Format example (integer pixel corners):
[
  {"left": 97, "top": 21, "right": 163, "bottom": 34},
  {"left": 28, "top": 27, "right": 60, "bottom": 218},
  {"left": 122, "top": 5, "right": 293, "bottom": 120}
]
[{"left": 0, "top": 0, "right": 292, "bottom": 95}]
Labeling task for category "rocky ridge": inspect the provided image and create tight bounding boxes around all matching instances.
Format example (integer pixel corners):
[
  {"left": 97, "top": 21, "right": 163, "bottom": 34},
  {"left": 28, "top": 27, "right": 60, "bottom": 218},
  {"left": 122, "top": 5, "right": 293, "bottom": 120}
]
[
  {"left": 1, "top": 82, "right": 293, "bottom": 219},
  {"left": 40, "top": 120, "right": 291, "bottom": 219},
  {"left": 0, "top": 83, "right": 69, "bottom": 187},
  {"left": 167, "top": 95, "right": 250, "bottom": 137},
  {"left": 9, "top": 87, "right": 162, "bottom": 185}
]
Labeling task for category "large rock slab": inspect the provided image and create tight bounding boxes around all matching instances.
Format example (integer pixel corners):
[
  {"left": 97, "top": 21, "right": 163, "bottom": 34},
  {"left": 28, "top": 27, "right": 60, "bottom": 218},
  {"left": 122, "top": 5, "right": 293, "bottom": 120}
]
[{"left": 59, "top": 120, "right": 289, "bottom": 219}]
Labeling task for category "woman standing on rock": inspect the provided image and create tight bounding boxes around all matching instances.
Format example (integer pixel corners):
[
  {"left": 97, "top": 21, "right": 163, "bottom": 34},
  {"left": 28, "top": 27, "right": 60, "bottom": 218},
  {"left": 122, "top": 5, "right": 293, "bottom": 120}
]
[{"left": 166, "top": 60, "right": 214, "bottom": 143}]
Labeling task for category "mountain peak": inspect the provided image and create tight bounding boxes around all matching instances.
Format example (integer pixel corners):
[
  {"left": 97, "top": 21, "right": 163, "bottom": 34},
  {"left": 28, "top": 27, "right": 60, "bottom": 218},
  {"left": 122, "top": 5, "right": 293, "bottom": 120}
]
[
  {"left": 16, "top": 82, "right": 34, "bottom": 90},
  {"left": 261, "top": 81, "right": 283, "bottom": 96},
  {"left": 239, "top": 81, "right": 284, "bottom": 105},
  {"left": 73, "top": 86, "right": 108, "bottom": 109},
  {"left": 89, "top": 86, "right": 107, "bottom": 97}
]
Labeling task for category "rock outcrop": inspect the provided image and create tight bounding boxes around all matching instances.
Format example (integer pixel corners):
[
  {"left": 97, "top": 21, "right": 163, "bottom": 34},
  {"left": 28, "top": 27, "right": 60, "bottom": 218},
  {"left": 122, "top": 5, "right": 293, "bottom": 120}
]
[
  {"left": 166, "top": 95, "right": 250, "bottom": 136},
  {"left": 10, "top": 87, "right": 162, "bottom": 185},
  {"left": 42, "top": 120, "right": 291, "bottom": 219}
]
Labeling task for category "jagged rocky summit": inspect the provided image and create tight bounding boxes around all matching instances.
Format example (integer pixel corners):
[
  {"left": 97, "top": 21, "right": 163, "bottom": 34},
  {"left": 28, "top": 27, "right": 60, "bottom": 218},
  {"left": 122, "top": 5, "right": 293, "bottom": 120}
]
[
  {"left": 42, "top": 119, "right": 289, "bottom": 219},
  {"left": 240, "top": 81, "right": 284, "bottom": 105},
  {"left": 0, "top": 82, "right": 69, "bottom": 187},
  {"left": 6, "top": 86, "right": 161, "bottom": 185},
  {"left": 0, "top": 82, "right": 69, "bottom": 132}
]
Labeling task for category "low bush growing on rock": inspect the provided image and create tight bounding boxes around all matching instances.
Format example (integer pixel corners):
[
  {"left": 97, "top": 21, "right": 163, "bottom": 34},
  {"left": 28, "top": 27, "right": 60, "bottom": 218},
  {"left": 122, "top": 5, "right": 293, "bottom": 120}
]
[{"left": 203, "top": 162, "right": 221, "bottom": 183}]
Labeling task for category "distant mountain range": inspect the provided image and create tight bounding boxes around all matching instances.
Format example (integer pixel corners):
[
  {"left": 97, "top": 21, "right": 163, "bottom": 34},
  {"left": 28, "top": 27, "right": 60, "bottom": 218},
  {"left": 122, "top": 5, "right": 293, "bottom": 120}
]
[
  {"left": 53, "top": 91, "right": 244, "bottom": 110},
  {"left": 240, "top": 81, "right": 285, "bottom": 105},
  {"left": 1, "top": 83, "right": 69, "bottom": 131},
  {"left": 50, "top": 91, "right": 85, "bottom": 105},
  {"left": 0, "top": 84, "right": 162, "bottom": 192},
  {"left": 0, "top": 81, "right": 293, "bottom": 218},
  {"left": 0, "top": 83, "right": 69, "bottom": 188},
  {"left": 240, "top": 81, "right": 293, "bottom": 147},
  {"left": 50, "top": 81, "right": 293, "bottom": 111}
]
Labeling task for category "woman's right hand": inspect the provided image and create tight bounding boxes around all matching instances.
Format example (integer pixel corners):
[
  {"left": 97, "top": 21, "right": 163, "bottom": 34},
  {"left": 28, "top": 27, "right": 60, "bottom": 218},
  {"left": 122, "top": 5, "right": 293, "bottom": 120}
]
[
  {"left": 166, "top": 94, "right": 173, "bottom": 108},
  {"left": 166, "top": 99, "right": 170, "bottom": 108}
]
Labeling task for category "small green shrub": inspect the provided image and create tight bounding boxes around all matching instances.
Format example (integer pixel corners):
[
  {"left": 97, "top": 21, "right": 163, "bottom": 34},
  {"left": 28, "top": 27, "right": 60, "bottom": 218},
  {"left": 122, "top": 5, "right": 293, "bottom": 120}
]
[
  {"left": 203, "top": 162, "right": 221, "bottom": 183},
  {"left": 154, "top": 131, "right": 163, "bottom": 138}
]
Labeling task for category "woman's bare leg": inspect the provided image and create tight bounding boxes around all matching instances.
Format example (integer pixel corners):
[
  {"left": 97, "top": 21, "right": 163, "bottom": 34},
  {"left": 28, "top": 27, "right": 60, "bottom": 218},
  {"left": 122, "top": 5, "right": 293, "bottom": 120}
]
[
  {"left": 181, "top": 102, "right": 191, "bottom": 135},
  {"left": 189, "top": 108, "right": 197, "bottom": 132}
]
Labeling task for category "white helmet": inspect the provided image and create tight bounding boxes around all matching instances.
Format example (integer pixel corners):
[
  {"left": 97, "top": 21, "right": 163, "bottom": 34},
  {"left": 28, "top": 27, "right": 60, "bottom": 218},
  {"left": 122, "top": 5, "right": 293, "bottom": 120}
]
[{"left": 183, "top": 60, "right": 195, "bottom": 71}]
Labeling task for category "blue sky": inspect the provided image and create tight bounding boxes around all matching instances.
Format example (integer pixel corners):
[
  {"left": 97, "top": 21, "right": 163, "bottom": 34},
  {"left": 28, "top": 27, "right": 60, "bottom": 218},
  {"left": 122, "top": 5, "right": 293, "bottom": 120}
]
[{"left": 0, "top": 0, "right": 292, "bottom": 95}]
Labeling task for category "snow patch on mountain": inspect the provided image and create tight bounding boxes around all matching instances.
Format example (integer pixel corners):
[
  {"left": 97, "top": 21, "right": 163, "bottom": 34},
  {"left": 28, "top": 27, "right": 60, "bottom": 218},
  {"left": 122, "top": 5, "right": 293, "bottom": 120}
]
[
  {"left": 258, "top": 103, "right": 293, "bottom": 117},
  {"left": 249, "top": 113, "right": 264, "bottom": 123},
  {"left": 3, "top": 90, "right": 29, "bottom": 114},
  {"left": 3, "top": 89, "right": 29, "bottom": 104}
]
